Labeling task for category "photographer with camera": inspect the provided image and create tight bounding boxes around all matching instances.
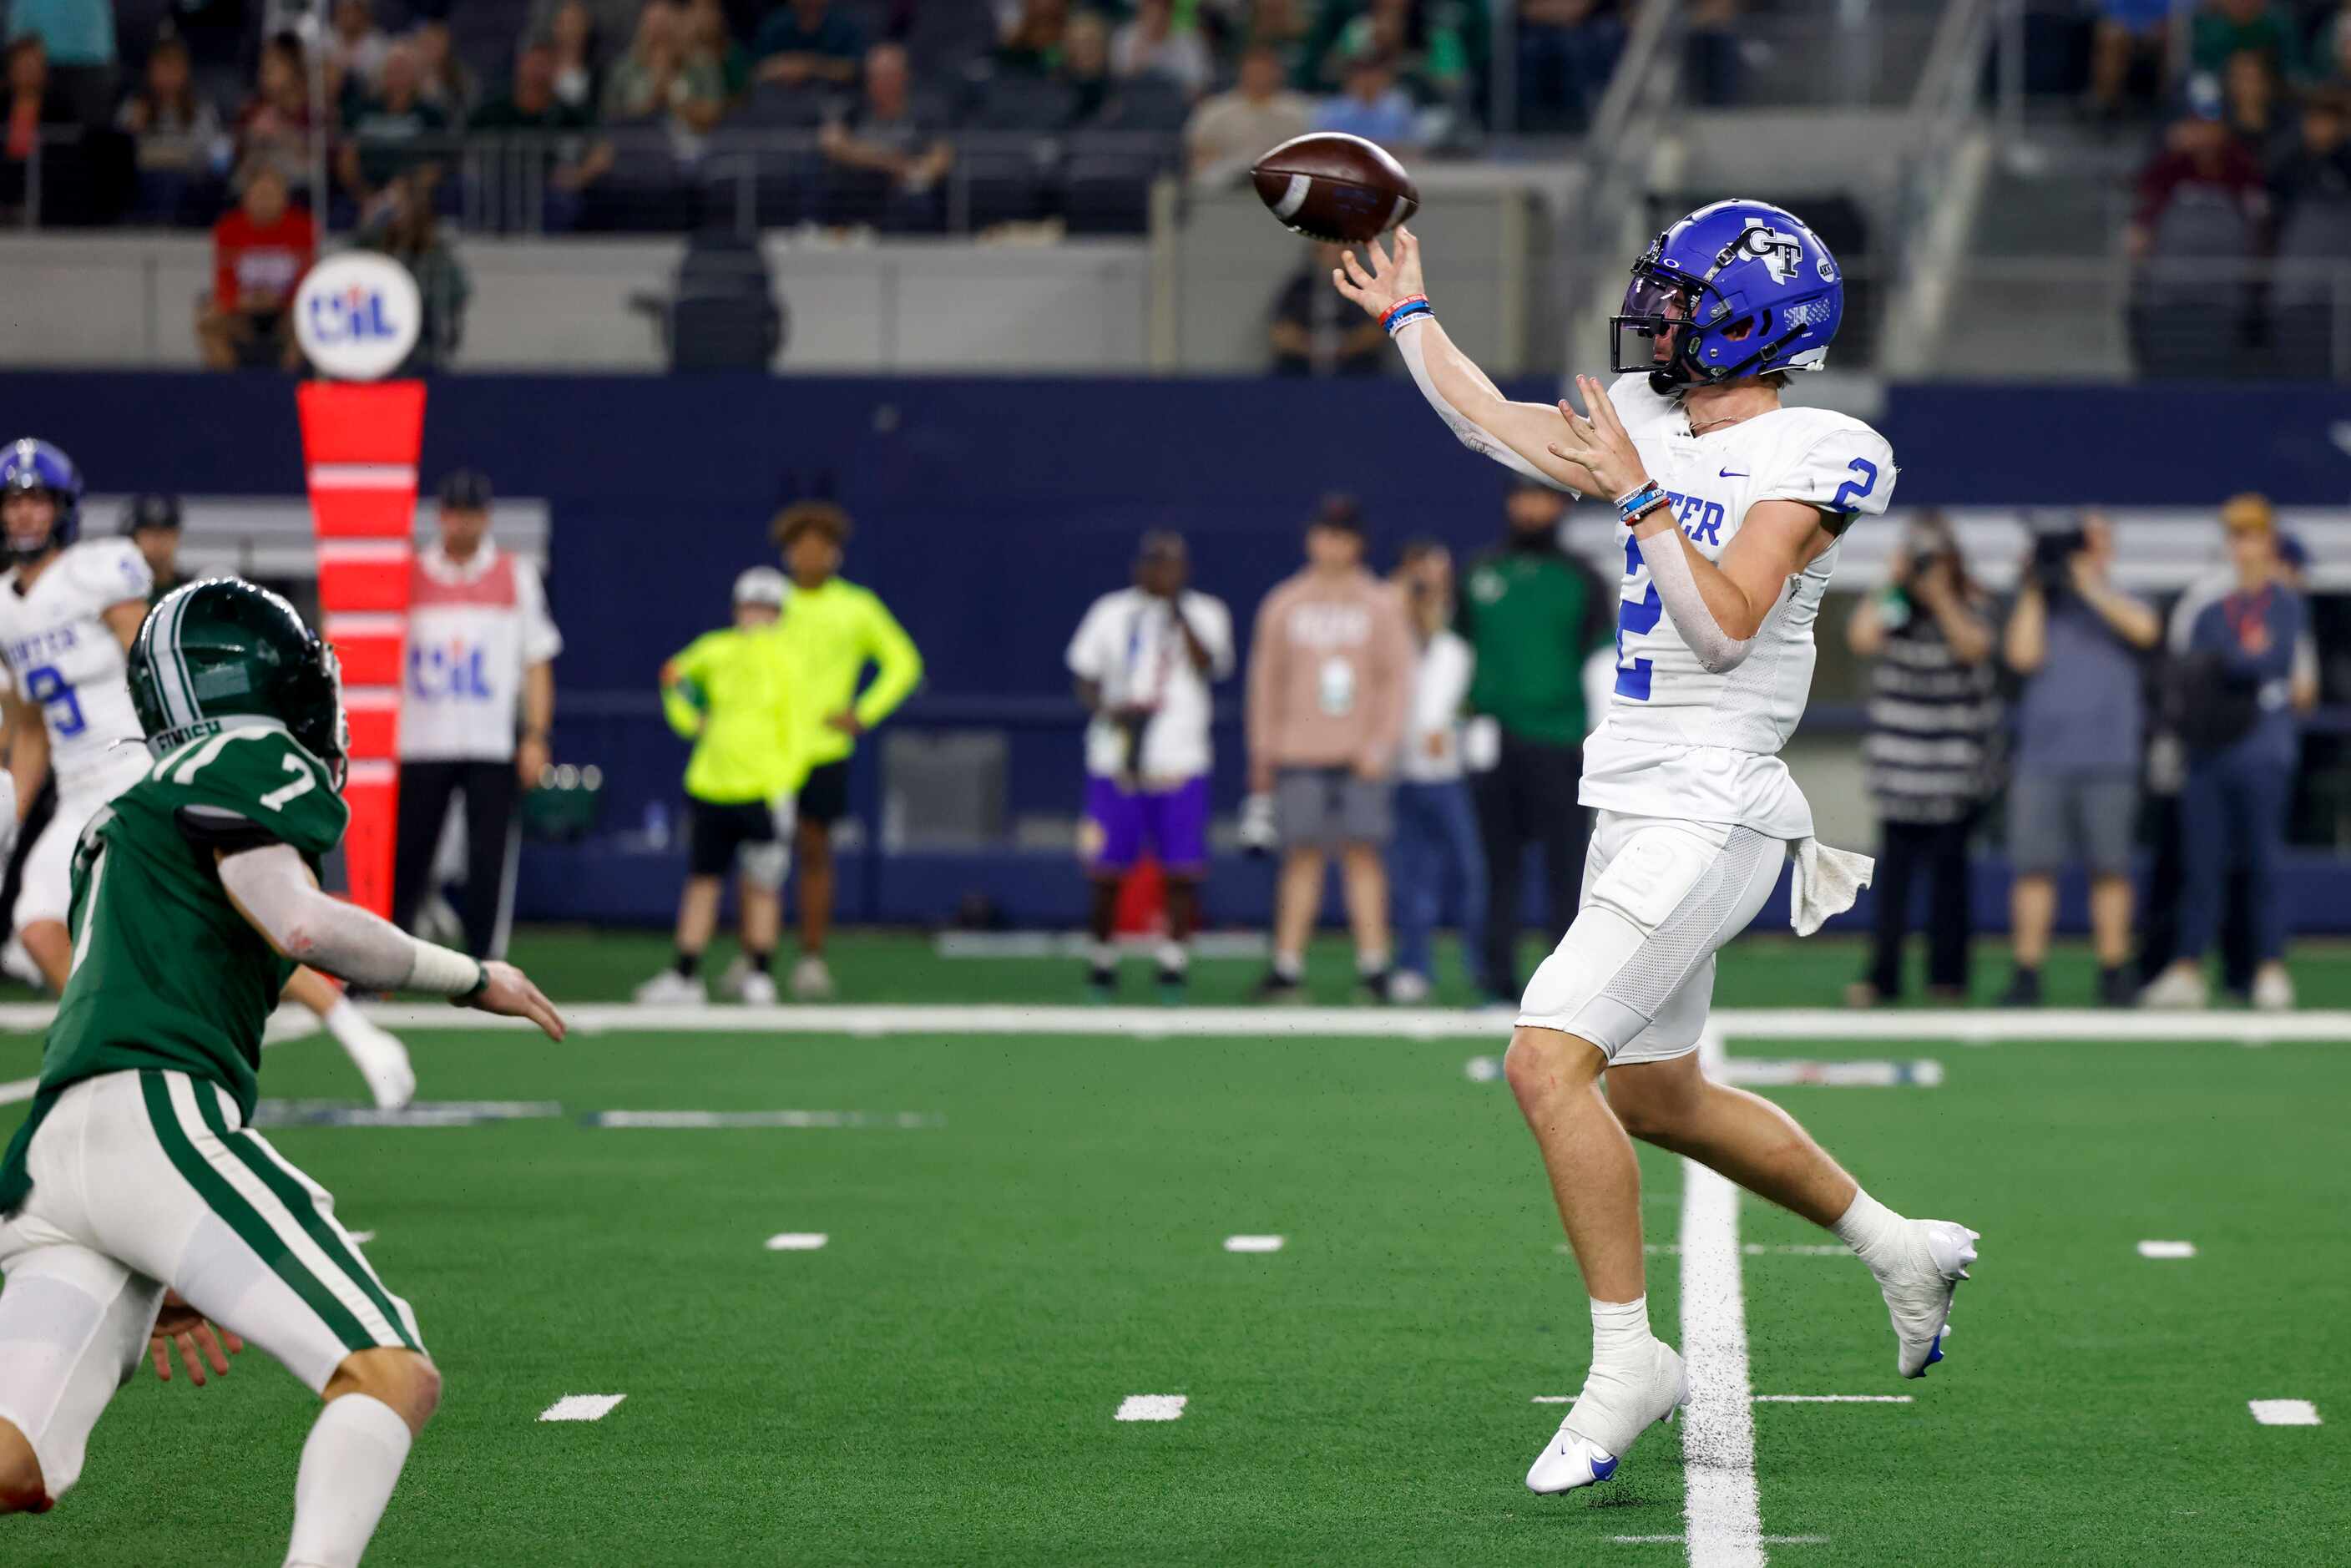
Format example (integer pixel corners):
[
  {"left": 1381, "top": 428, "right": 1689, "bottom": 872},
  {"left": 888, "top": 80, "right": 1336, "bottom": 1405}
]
[
  {"left": 2141, "top": 495, "right": 2307, "bottom": 1010},
  {"left": 1998, "top": 513, "right": 2161, "bottom": 1006},
  {"left": 1844, "top": 513, "right": 2000, "bottom": 1007}
]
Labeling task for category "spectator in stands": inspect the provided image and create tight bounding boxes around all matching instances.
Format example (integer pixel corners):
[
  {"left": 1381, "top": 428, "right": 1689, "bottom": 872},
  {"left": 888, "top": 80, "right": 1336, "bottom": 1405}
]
[
  {"left": 233, "top": 32, "right": 317, "bottom": 194},
  {"left": 1187, "top": 39, "right": 1311, "bottom": 180},
  {"left": 770, "top": 499, "right": 925, "bottom": 1001},
  {"left": 685, "top": 0, "right": 751, "bottom": 102},
  {"left": 2267, "top": 84, "right": 2351, "bottom": 222},
  {"left": 1113, "top": 0, "right": 1213, "bottom": 98},
  {"left": 122, "top": 493, "right": 187, "bottom": 599},
  {"left": 752, "top": 0, "right": 862, "bottom": 93},
  {"left": 2221, "top": 50, "right": 2287, "bottom": 157},
  {"left": 1684, "top": 0, "right": 1744, "bottom": 107},
  {"left": 2087, "top": 0, "right": 2173, "bottom": 121},
  {"left": 817, "top": 43, "right": 951, "bottom": 231},
  {"left": 1302, "top": 0, "right": 1488, "bottom": 116},
  {"left": 1843, "top": 513, "right": 2000, "bottom": 1008},
  {"left": 1313, "top": 45, "right": 1420, "bottom": 147},
  {"left": 394, "top": 468, "right": 563, "bottom": 960},
  {"left": 530, "top": 0, "right": 641, "bottom": 73},
  {"left": 1454, "top": 478, "right": 1613, "bottom": 1005},
  {"left": 114, "top": 33, "right": 222, "bottom": 223},
  {"left": 1246, "top": 494, "right": 1413, "bottom": 1003},
  {"left": 548, "top": 0, "right": 601, "bottom": 113},
  {"left": 1999, "top": 513, "right": 2161, "bottom": 1008},
  {"left": 1247, "top": 0, "right": 1316, "bottom": 81},
  {"left": 470, "top": 43, "right": 613, "bottom": 230},
  {"left": 5, "top": 0, "right": 114, "bottom": 125},
  {"left": 2143, "top": 496, "right": 2306, "bottom": 1010},
  {"left": 2126, "top": 89, "right": 2267, "bottom": 260},
  {"left": 604, "top": 0, "right": 724, "bottom": 134},
  {"left": 195, "top": 159, "right": 311, "bottom": 370},
  {"left": 1065, "top": 531, "right": 1235, "bottom": 1003},
  {"left": 997, "top": 0, "right": 1069, "bottom": 74},
  {"left": 2, "top": 36, "right": 71, "bottom": 217},
  {"left": 2190, "top": 0, "right": 2300, "bottom": 78},
  {"left": 1269, "top": 240, "right": 1388, "bottom": 375},
  {"left": 637, "top": 567, "right": 801, "bottom": 1008},
  {"left": 355, "top": 173, "right": 468, "bottom": 373},
  {"left": 323, "top": 0, "right": 392, "bottom": 101},
  {"left": 1059, "top": 10, "right": 1115, "bottom": 124},
  {"left": 338, "top": 40, "right": 452, "bottom": 218},
  {"left": 413, "top": 18, "right": 479, "bottom": 121},
  {"left": 1387, "top": 539, "right": 1484, "bottom": 1005},
  {"left": 1518, "top": 0, "right": 1625, "bottom": 133}
]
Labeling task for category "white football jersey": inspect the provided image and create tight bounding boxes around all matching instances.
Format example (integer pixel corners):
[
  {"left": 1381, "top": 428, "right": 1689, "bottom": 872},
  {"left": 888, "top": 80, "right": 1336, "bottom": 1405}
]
[
  {"left": 0, "top": 539, "right": 154, "bottom": 800},
  {"left": 1580, "top": 374, "right": 1897, "bottom": 839}
]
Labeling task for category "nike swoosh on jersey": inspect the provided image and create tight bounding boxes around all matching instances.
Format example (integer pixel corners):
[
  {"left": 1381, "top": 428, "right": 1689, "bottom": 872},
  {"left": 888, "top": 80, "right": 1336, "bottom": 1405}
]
[{"left": 1718, "top": 468, "right": 1749, "bottom": 478}]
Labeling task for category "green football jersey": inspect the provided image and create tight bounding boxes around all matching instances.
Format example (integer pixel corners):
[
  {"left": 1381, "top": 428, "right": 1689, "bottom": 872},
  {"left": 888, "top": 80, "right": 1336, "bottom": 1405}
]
[{"left": 0, "top": 721, "right": 346, "bottom": 1211}]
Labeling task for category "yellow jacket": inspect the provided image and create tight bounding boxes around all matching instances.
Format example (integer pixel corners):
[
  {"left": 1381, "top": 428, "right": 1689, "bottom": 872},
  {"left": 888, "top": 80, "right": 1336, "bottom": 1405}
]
[
  {"left": 661, "top": 624, "right": 806, "bottom": 803},
  {"left": 777, "top": 577, "right": 923, "bottom": 767}
]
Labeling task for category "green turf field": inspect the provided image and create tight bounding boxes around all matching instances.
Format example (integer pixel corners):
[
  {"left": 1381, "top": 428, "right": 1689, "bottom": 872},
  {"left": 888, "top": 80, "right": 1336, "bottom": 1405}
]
[{"left": 0, "top": 997, "right": 2343, "bottom": 1565}]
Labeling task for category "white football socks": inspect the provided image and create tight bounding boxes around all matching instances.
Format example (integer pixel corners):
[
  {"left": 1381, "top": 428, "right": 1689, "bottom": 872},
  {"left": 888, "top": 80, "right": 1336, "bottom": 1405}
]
[
  {"left": 1155, "top": 940, "right": 1188, "bottom": 974},
  {"left": 283, "top": 1393, "right": 413, "bottom": 1568},
  {"left": 1590, "top": 1294, "right": 1652, "bottom": 1366},
  {"left": 1832, "top": 1187, "right": 1908, "bottom": 1273},
  {"left": 321, "top": 998, "right": 376, "bottom": 1051}
]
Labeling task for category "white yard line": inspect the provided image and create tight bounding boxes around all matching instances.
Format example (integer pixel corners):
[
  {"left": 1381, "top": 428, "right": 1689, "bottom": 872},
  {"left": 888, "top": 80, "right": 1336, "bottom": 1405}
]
[
  {"left": 1752, "top": 1395, "right": 1914, "bottom": 1404},
  {"left": 2248, "top": 1399, "right": 2321, "bottom": 1426},
  {"left": 764, "top": 1233, "right": 828, "bottom": 1251},
  {"left": 1114, "top": 1394, "right": 1186, "bottom": 1422},
  {"left": 6, "top": 1003, "right": 2346, "bottom": 1041},
  {"left": 1222, "top": 1235, "right": 1285, "bottom": 1252},
  {"left": 2136, "top": 1240, "right": 2197, "bottom": 1259},
  {"left": 1679, "top": 1028, "right": 1765, "bottom": 1568},
  {"left": 537, "top": 1394, "right": 625, "bottom": 1423}
]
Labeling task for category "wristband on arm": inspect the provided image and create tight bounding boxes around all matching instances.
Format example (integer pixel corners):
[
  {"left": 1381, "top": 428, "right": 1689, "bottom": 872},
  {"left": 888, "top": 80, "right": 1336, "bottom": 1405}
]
[{"left": 1380, "top": 294, "right": 1432, "bottom": 334}]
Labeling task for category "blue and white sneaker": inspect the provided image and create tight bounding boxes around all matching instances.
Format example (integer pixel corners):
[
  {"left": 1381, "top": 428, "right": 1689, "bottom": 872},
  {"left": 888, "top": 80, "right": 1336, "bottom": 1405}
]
[
  {"left": 1525, "top": 1338, "right": 1687, "bottom": 1494},
  {"left": 1873, "top": 1219, "right": 1979, "bottom": 1378}
]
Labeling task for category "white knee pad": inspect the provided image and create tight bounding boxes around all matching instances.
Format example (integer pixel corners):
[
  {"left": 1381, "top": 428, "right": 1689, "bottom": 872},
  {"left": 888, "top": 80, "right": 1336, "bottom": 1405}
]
[
  {"left": 1516, "top": 824, "right": 1717, "bottom": 1060},
  {"left": 738, "top": 839, "right": 791, "bottom": 893}
]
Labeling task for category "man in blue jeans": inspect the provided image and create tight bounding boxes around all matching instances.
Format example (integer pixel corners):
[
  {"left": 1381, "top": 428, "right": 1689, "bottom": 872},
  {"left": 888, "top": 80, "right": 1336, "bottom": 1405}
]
[
  {"left": 2142, "top": 496, "right": 2306, "bottom": 1010},
  {"left": 1387, "top": 541, "right": 1484, "bottom": 1004}
]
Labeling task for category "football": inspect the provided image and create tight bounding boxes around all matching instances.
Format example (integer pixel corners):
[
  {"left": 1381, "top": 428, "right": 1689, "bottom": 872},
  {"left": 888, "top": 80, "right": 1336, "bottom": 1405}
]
[{"left": 1250, "top": 132, "right": 1420, "bottom": 245}]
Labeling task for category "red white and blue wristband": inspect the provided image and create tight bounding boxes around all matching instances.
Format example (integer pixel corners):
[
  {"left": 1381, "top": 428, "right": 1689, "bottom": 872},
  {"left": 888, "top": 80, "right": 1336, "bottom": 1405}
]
[
  {"left": 1381, "top": 294, "right": 1433, "bottom": 335},
  {"left": 1615, "top": 480, "right": 1670, "bottom": 527}
]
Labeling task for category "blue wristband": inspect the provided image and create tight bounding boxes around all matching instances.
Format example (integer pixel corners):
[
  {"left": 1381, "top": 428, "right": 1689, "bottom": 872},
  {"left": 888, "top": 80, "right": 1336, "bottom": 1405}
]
[
  {"left": 1382, "top": 296, "right": 1433, "bottom": 334},
  {"left": 1615, "top": 482, "right": 1666, "bottom": 524}
]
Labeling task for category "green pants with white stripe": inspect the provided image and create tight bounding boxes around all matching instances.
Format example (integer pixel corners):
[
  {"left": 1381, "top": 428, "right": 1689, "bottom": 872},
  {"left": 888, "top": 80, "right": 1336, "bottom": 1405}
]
[{"left": 0, "top": 1070, "right": 422, "bottom": 1500}]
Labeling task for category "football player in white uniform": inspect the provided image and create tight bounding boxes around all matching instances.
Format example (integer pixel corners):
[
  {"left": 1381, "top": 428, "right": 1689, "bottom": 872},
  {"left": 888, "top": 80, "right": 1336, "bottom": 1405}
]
[
  {"left": 0, "top": 440, "right": 419, "bottom": 1110},
  {"left": 1332, "top": 204, "right": 1979, "bottom": 1491}
]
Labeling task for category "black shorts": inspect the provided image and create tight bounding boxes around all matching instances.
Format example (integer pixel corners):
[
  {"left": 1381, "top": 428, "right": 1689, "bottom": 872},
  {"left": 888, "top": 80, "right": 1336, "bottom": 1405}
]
[
  {"left": 688, "top": 798, "right": 778, "bottom": 878},
  {"left": 795, "top": 759, "right": 851, "bottom": 827}
]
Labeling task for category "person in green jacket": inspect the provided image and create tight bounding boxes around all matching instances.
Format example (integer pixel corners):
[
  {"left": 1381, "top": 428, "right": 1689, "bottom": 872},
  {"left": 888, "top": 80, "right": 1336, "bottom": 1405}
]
[
  {"left": 1454, "top": 478, "right": 1615, "bottom": 1003},
  {"left": 771, "top": 500, "right": 923, "bottom": 999},
  {"left": 636, "top": 567, "right": 805, "bottom": 1007}
]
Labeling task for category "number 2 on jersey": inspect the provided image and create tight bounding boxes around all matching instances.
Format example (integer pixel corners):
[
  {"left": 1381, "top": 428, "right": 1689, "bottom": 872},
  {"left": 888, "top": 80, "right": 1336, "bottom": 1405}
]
[
  {"left": 1615, "top": 535, "right": 1661, "bottom": 701},
  {"left": 24, "top": 664, "right": 86, "bottom": 738},
  {"left": 1831, "top": 458, "right": 1878, "bottom": 513}
]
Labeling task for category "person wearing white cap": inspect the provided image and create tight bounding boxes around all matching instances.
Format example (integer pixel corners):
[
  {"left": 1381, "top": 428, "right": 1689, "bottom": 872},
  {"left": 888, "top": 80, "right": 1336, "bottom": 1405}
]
[{"left": 637, "top": 566, "right": 806, "bottom": 1005}]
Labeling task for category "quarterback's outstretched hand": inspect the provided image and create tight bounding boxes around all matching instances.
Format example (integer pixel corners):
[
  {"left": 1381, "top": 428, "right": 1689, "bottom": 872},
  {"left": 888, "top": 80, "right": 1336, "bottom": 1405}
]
[
  {"left": 149, "top": 1292, "right": 243, "bottom": 1387},
  {"left": 1331, "top": 227, "right": 1426, "bottom": 319},
  {"left": 462, "top": 960, "right": 568, "bottom": 1041},
  {"left": 1547, "top": 374, "right": 1653, "bottom": 503}
]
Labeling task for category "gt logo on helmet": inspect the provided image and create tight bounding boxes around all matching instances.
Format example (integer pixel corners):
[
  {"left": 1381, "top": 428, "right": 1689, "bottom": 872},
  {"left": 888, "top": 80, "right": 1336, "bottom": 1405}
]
[{"left": 1719, "top": 225, "right": 1806, "bottom": 286}]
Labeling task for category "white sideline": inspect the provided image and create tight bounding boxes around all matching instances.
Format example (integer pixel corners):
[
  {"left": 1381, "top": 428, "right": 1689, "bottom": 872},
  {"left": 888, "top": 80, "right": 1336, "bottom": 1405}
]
[
  {"left": 1680, "top": 1028, "right": 1764, "bottom": 1568},
  {"left": 537, "top": 1393, "right": 625, "bottom": 1423},
  {"left": 3, "top": 1002, "right": 2348, "bottom": 1042}
]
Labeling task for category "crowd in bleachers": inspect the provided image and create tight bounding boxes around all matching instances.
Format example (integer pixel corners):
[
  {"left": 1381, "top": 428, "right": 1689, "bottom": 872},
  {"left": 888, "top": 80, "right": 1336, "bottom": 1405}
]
[
  {"left": 0, "top": 0, "right": 1662, "bottom": 242},
  {"left": 2075, "top": 0, "right": 2351, "bottom": 374}
]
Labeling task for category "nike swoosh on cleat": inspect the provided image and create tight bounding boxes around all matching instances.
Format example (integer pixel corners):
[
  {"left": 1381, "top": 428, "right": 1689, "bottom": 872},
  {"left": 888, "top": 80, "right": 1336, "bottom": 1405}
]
[{"left": 1718, "top": 468, "right": 1749, "bottom": 478}]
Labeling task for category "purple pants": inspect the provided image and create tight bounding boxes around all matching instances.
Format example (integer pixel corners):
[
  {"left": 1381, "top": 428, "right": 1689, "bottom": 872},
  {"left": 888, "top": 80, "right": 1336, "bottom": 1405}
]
[{"left": 1083, "top": 775, "right": 1211, "bottom": 875}]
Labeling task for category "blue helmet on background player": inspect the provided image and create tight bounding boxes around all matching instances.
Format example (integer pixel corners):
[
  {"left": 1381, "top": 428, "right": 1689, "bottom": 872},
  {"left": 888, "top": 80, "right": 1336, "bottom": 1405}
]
[
  {"left": 1610, "top": 200, "right": 1845, "bottom": 394},
  {"left": 0, "top": 438, "right": 83, "bottom": 564}
]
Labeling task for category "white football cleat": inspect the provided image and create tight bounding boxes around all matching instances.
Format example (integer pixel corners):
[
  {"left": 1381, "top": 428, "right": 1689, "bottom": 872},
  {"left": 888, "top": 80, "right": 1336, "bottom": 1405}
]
[
  {"left": 791, "top": 955, "right": 835, "bottom": 1000},
  {"left": 634, "top": 969, "right": 708, "bottom": 1007},
  {"left": 333, "top": 1012, "right": 417, "bottom": 1112},
  {"left": 2139, "top": 966, "right": 2208, "bottom": 1010},
  {"left": 1871, "top": 1218, "right": 1979, "bottom": 1378},
  {"left": 738, "top": 969, "right": 779, "bottom": 1005},
  {"left": 1525, "top": 1338, "right": 1686, "bottom": 1494}
]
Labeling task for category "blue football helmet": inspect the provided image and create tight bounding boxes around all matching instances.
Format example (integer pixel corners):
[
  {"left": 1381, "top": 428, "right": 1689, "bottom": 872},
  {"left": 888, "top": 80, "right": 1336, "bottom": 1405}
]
[
  {"left": 0, "top": 437, "right": 83, "bottom": 563},
  {"left": 1610, "top": 200, "right": 1846, "bottom": 393}
]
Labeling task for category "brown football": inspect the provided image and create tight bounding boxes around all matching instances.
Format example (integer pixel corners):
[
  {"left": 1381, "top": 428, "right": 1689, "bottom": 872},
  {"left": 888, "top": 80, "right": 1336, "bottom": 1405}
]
[{"left": 1250, "top": 132, "right": 1419, "bottom": 245}]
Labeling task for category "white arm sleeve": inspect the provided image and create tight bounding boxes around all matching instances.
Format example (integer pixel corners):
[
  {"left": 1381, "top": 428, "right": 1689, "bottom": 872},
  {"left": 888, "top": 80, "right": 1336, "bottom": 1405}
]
[
  {"left": 1392, "top": 317, "right": 1562, "bottom": 487},
  {"left": 217, "top": 844, "right": 485, "bottom": 995},
  {"left": 1636, "top": 529, "right": 1754, "bottom": 674}
]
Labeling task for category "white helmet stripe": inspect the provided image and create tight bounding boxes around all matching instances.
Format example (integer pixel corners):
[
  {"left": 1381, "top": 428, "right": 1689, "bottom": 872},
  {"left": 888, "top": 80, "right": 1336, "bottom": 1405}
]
[{"left": 150, "top": 587, "right": 196, "bottom": 729}]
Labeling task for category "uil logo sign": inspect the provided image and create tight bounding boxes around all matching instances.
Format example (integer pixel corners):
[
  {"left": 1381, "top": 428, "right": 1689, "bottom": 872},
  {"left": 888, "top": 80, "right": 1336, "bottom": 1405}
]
[
  {"left": 293, "top": 252, "right": 422, "bottom": 382},
  {"left": 1720, "top": 225, "right": 1806, "bottom": 286}
]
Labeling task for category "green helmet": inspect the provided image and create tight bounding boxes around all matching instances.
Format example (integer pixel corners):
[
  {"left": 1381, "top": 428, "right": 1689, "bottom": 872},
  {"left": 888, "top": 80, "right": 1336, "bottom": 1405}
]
[{"left": 129, "top": 578, "right": 350, "bottom": 786}]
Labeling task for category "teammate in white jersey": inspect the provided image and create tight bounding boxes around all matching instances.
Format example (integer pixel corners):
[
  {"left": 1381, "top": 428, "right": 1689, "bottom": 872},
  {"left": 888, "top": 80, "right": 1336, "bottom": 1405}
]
[
  {"left": 0, "top": 439, "right": 418, "bottom": 1109},
  {"left": 1332, "top": 202, "right": 1979, "bottom": 1491}
]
